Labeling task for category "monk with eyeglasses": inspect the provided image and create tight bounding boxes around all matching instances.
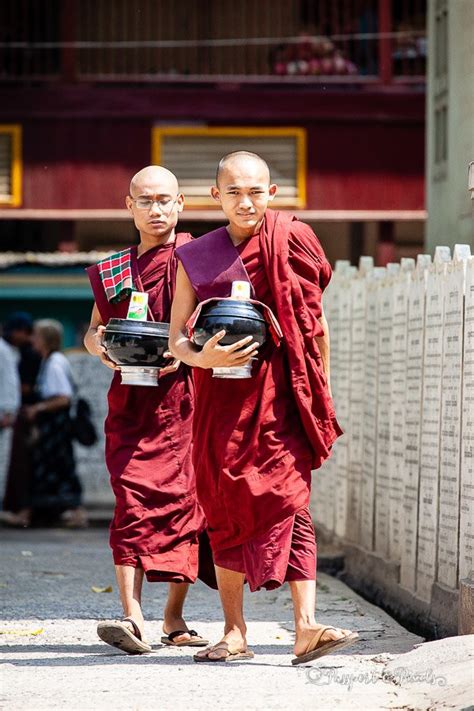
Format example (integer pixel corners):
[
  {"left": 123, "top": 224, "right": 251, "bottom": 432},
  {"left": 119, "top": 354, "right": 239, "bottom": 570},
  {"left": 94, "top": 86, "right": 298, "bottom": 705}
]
[{"left": 84, "top": 166, "right": 213, "bottom": 654}]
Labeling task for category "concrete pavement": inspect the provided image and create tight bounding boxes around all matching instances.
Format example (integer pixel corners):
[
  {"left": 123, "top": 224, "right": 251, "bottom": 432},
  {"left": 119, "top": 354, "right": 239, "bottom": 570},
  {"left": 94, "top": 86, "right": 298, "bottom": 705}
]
[{"left": 1, "top": 527, "right": 473, "bottom": 710}]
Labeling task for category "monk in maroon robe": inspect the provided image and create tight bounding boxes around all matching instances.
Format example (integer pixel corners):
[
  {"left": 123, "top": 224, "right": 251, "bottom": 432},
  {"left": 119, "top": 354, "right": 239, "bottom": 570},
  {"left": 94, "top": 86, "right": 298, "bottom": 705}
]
[
  {"left": 169, "top": 151, "right": 358, "bottom": 664},
  {"left": 84, "top": 166, "right": 211, "bottom": 654}
]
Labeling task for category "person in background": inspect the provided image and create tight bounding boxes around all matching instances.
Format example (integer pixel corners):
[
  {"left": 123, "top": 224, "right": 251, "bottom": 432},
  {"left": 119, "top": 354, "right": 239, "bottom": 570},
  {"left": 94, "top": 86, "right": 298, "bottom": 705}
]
[
  {"left": 3, "top": 312, "right": 41, "bottom": 405},
  {"left": 4, "top": 319, "right": 87, "bottom": 528},
  {"left": 2, "top": 313, "right": 41, "bottom": 524},
  {"left": 0, "top": 332, "right": 20, "bottom": 430}
]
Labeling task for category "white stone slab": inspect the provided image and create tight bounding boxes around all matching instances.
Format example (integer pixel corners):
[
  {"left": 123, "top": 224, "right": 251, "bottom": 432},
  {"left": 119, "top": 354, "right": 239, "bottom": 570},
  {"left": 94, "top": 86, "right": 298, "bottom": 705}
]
[
  {"left": 437, "top": 256, "right": 468, "bottom": 589},
  {"left": 417, "top": 257, "right": 449, "bottom": 600},
  {"left": 400, "top": 260, "right": 429, "bottom": 590},
  {"left": 334, "top": 269, "right": 356, "bottom": 539},
  {"left": 375, "top": 272, "right": 397, "bottom": 558},
  {"left": 360, "top": 268, "right": 386, "bottom": 551},
  {"left": 459, "top": 257, "right": 474, "bottom": 580},
  {"left": 346, "top": 275, "right": 369, "bottom": 543},
  {"left": 389, "top": 259, "right": 415, "bottom": 562}
]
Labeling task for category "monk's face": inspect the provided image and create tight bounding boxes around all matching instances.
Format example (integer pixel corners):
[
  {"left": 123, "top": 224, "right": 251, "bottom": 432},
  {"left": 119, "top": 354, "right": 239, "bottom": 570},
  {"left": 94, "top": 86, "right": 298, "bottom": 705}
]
[
  {"left": 211, "top": 159, "right": 277, "bottom": 234},
  {"left": 126, "top": 173, "right": 184, "bottom": 239}
]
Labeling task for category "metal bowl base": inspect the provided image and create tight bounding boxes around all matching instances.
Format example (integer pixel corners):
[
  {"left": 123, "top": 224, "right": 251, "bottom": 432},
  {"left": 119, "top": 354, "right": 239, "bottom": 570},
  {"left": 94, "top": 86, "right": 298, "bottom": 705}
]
[
  {"left": 119, "top": 366, "right": 160, "bottom": 387},
  {"left": 212, "top": 364, "right": 253, "bottom": 379}
]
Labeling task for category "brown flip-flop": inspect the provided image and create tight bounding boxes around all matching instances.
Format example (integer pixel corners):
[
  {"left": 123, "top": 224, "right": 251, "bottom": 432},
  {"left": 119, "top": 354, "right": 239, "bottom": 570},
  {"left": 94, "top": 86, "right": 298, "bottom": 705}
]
[
  {"left": 160, "top": 629, "right": 209, "bottom": 647},
  {"left": 193, "top": 643, "right": 254, "bottom": 663},
  {"left": 97, "top": 617, "right": 152, "bottom": 655},
  {"left": 291, "top": 626, "right": 359, "bottom": 666}
]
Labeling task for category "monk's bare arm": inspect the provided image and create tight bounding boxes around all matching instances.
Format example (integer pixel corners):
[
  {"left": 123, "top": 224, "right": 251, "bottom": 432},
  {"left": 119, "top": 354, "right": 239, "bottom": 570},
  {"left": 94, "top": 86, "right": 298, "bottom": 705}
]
[
  {"left": 315, "top": 305, "right": 332, "bottom": 397},
  {"left": 169, "top": 263, "right": 260, "bottom": 369},
  {"left": 83, "top": 303, "right": 117, "bottom": 370},
  {"left": 168, "top": 263, "right": 201, "bottom": 366}
]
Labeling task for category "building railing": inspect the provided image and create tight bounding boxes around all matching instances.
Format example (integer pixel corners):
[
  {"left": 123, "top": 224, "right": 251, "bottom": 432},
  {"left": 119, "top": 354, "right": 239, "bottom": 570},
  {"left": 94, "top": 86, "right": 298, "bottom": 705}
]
[{"left": 0, "top": 0, "right": 426, "bottom": 86}]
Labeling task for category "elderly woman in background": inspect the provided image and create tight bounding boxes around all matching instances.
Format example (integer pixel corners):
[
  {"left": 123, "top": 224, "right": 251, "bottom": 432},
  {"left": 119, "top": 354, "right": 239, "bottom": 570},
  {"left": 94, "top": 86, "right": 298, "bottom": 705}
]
[{"left": 4, "top": 319, "right": 87, "bottom": 528}]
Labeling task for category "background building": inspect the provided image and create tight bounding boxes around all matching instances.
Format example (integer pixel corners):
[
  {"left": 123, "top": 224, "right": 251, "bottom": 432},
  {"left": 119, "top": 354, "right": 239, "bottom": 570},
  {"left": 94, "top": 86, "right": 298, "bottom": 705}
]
[
  {"left": 0, "top": 0, "right": 427, "bottom": 344},
  {"left": 425, "top": 0, "right": 474, "bottom": 253}
]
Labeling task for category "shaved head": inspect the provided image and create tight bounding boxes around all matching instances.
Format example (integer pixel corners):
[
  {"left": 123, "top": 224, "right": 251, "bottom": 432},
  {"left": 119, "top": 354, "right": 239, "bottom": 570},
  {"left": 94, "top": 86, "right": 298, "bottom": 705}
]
[
  {"left": 211, "top": 151, "right": 277, "bottom": 238},
  {"left": 129, "top": 165, "right": 179, "bottom": 197},
  {"left": 126, "top": 165, "right": 183, "bottom": 240},
  {"left": 216, "top": 151, "right": 270, "bottom": 187}
]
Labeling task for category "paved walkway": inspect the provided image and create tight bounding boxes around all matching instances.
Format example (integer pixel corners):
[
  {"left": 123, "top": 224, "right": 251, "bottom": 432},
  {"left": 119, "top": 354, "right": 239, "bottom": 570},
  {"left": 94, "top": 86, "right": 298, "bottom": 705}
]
[{"left": 1, "top": 527, "right": 472, "bottom": 710}]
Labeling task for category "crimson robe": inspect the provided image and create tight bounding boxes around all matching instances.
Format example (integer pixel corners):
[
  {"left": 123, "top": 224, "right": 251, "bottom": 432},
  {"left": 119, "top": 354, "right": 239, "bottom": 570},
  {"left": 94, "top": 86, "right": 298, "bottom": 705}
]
[
  {"left": 176, "top": 211, "right": 342, "bottom": 589},
  {"left": 86, "top": 235, "right": 207, "bottom": 584}
]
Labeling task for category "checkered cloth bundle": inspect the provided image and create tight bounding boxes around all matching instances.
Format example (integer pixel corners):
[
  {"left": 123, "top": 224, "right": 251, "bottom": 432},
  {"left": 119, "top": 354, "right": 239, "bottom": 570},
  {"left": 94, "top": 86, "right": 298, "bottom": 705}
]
[{"left": 97, "top": 249, "right": 134, "bottom": 303}]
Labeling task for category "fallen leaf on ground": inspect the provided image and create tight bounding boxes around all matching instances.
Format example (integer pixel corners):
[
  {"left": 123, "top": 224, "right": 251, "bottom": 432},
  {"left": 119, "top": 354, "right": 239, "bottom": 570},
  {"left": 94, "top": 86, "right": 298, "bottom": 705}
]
[
  {"left": 0, "top": 628, "right": 44, "bottom": 636},
  {"left": 39, "top": 571, "right": 65, "bottom": 577},
  {"left": 91, "top": 585, "right": 113, "bottom": 593}
]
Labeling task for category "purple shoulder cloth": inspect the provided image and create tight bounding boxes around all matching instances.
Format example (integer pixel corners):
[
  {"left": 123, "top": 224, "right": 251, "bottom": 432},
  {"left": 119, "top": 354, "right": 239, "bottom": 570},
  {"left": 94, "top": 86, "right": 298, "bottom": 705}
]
[{"left": 175, "top": 226, "right": 254, "bottom": 302}]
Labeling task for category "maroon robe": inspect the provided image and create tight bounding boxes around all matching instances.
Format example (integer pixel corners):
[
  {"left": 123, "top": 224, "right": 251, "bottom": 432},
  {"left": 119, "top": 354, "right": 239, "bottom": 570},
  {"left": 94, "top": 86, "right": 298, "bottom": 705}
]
[
  {"left": 176, "top": 211, "right": 341, "bottom": 590},
  {"left": 86, "top": 235, "right": 206, "bottom": 584}
]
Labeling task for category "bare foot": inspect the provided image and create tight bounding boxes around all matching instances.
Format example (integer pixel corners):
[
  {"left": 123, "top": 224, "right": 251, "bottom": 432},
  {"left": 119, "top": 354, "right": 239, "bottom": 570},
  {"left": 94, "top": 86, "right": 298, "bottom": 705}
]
[
  {"left": 294, "top": 624, "right": 353, "bottom": 657},
  {"left": 61, "top": 507, "right": 88, "bottom": 529},
  {"left": 122, "top": 613, "right": 145, "bottom": 640},
  {"left": 163, "top": 614, "right": 193, "bottom": 644},
  {"left": 3, "top": 509, "right": 31, "bottom": 527},
  {"left": 194, "top": 627, "right": 247, "bottom": 661}
]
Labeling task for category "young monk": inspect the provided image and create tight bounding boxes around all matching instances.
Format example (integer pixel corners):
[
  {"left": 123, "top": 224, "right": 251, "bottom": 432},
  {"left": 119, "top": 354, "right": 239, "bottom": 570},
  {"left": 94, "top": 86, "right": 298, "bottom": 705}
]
[
  {"left": 169, "top": 151, "right": 358, "bottom": 665},
  {"left": 84, "top": 166, "right": 213, "bottom": 654}
]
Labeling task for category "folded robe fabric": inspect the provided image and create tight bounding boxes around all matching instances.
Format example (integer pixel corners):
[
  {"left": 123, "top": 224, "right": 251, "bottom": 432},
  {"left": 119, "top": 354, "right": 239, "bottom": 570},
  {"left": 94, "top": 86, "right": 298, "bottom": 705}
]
[{"left": 257, "top": 209, "right": 343, "bottom": 469}]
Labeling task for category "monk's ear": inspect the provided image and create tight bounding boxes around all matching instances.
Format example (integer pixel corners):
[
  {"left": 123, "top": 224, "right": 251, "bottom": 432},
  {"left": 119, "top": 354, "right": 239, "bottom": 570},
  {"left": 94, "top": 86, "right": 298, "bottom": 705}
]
[
  {"left": 125, "top": 196, "right": 134, "bottom": 214},
  {"left": 268, "top": 183, "right": 278, "bottom": 201},
  {"left": 210, "top": 186, "right": 221, "bottom": 203},
  {"left": 176, "top": 193, "right": 185, "bottom": 213}
]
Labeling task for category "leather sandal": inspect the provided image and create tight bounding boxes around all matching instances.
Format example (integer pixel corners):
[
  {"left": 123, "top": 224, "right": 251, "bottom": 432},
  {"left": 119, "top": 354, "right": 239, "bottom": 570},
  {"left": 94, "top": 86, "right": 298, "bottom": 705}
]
[
  {"left": 97, "top": 617, "right": 152, "bottom": 654},
  {"left": 291, "top": 626, "right": 359, "bottom": 665},
  {"left": 161, "top": 629, "right": 209, "bottom": 647}
]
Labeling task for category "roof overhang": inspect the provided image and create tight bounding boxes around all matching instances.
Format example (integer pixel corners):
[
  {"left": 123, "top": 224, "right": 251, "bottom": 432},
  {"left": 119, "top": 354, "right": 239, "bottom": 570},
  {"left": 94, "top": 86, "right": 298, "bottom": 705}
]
[{"left": 0, "top": 209, "right": 427, "bottom": 222}]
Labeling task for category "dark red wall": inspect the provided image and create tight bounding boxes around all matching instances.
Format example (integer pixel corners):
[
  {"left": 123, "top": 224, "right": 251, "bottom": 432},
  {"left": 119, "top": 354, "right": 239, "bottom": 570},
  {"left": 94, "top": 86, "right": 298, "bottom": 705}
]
[
  {"left": 23, "top": 119, "right": 148, "bottom": 209},
  {"left": 1, "top": 85, "right": 425, "bottom": 211}
]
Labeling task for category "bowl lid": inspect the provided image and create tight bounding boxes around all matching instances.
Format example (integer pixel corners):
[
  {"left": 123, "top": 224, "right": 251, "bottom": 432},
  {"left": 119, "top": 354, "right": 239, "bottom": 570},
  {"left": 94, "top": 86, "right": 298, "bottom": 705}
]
[
  {"left": 200, "top": 299, "right": 266, "bottom": 322},
  {"left": 105, "top": 318, "right": 169, "bottom": 337}
]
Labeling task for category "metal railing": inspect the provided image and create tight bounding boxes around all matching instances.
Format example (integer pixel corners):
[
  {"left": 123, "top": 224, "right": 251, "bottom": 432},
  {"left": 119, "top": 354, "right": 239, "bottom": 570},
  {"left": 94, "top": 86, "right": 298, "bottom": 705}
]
[{"left": 0, "top": 0, "right": 426, "bottom": 85}]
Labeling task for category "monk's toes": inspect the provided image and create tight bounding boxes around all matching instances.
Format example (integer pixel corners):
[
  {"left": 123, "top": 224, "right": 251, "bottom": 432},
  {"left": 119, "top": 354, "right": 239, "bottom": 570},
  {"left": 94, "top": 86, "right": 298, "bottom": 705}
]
[
  {"left": 332, "top": 628, "right": 354, "bottom": 641},
  {"left": 324, "top": 627, "right": 350, "bottom": 642},
  {"left": 194, "top": 646, "right": 213, "bottom": 659},
  {"left": 208, "top": 648, "right": 229, "bottom": 660}
]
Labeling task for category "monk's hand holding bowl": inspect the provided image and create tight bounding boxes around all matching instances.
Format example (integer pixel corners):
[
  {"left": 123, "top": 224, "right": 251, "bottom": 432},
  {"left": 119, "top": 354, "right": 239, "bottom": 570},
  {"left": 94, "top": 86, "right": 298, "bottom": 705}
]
[
  {"left": 158, "top": 352, "right": 181, "bottom": 378},
  {"left": 93, "top": 325, "right": 119, "bottom": 371},
  {"left": 195, "top": 330, "right": 259, "bottom": 370}
]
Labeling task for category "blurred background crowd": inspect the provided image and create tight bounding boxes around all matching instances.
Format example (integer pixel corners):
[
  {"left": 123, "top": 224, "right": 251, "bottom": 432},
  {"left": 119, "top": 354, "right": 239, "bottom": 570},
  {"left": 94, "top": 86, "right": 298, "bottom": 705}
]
[{"left": 0, "top": 312, "right": 87, "bottom": 528}]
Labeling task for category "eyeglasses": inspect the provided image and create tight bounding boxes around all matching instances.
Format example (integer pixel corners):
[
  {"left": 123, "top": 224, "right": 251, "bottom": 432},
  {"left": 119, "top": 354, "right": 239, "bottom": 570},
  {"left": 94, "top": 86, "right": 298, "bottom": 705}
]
[{"left": 131, "top": 196, "right": 178, "bottom": 213}]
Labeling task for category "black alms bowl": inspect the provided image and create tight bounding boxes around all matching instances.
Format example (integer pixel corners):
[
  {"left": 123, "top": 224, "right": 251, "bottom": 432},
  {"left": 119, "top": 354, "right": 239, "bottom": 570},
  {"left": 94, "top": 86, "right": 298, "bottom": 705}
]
[
  {"left": 103, "top": 318, "right": 170, "bottom": 368},
  {"left": 192, "top": 299, "right": 267, "bottom": 349}
]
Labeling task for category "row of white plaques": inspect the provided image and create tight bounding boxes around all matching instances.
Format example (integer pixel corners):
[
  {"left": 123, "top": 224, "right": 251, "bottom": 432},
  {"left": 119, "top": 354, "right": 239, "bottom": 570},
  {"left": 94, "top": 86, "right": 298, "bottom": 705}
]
[{"left": 313, "top": 245, "right": 474, "bottom": 600}]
